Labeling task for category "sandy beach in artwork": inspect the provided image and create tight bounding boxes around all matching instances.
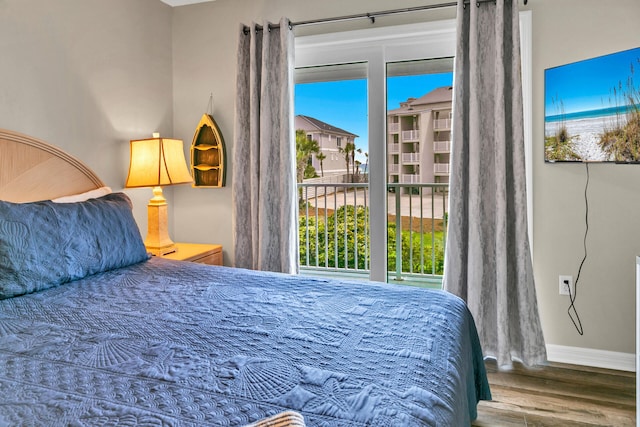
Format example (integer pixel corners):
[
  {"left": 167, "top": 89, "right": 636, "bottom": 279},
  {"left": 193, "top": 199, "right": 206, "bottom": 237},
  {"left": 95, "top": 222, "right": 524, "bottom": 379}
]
[{"left": 545, "top": 114, "right": 627, "bottom": 161}]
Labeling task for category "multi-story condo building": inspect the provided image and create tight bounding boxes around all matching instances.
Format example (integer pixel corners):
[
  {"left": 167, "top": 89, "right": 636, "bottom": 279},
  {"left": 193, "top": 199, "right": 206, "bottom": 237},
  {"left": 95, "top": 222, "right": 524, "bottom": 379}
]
[
  {"left": 387, "top": 86, "right": 452, "bottom": 192},
  {"left": 295, "top": 114, "right": 358, "bottom": 177}
]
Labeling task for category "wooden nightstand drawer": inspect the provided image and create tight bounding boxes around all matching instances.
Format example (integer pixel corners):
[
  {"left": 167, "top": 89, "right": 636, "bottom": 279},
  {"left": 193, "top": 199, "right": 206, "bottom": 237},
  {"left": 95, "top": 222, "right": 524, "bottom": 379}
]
[
  {"left": 191, "top": 250, "right": 223, "bottom": 266},
  {"left": 160, "top": 243, "right": 223, "bottom": 266}
]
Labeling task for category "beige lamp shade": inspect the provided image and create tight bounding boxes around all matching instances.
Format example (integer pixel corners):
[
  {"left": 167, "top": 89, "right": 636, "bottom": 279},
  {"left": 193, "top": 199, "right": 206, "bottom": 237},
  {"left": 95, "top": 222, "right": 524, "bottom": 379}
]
[
  {"left": 125, "top": 137, "right": 193, "bottom": 188},
  {"left": 125, "top": 135, "right": 192, "bottom": 256}
]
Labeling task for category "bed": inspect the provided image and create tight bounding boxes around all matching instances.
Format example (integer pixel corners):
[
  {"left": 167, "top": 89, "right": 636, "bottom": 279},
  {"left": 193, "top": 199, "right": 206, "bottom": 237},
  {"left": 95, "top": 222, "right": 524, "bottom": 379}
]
[{"left": 0, "top": 129, "right": 491, "bottom": 426}]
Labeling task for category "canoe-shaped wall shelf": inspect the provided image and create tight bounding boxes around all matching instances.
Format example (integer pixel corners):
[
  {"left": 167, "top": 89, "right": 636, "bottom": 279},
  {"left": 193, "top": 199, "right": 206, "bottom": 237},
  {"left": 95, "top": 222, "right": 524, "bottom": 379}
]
[{"left": 190, "top": 113, "right": 226, "bottom": 188}]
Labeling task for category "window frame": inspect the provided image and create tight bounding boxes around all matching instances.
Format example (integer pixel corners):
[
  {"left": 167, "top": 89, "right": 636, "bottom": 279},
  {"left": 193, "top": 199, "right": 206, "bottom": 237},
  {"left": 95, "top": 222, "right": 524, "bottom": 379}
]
[{"left": 295, "top": 12, "right": 533, "bottom": 282}]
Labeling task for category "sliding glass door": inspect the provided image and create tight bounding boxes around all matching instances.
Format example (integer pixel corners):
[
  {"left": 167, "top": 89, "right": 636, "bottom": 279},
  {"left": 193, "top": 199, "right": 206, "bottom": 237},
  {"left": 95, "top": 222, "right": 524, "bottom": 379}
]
[
  {"left": 295, "top": 20, "right": 456, "bottom": 283},
  {"left": 295, "top": 63, "right": 370, "bottom": 275},
  {"left": 386, "top": 58, "right": 453, "bottom": 285},
  {"left": 294, "top": 13, "right": 532, "bottom": 283}
]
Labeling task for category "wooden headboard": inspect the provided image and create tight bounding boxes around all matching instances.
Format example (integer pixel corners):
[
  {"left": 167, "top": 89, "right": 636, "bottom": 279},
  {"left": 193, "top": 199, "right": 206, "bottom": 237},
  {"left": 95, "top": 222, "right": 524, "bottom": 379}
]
[{"left": 0, "top": 129, "right": 105, "bottom": 202}]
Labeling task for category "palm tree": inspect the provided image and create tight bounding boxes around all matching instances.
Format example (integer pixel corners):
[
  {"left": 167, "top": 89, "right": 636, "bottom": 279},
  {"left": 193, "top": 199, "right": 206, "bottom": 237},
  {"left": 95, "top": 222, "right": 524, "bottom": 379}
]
[
  {"left": 316, "top": 152, "right": 326, "bottom": 177},
  {"left": 338, "top": 146, "right": 349, "bottom": 181},
  {"left": 349, "top": 144, "right": 357, "bottom": 180},
  {"left": 295, "top": 129, "right": 319, "bottom": 183},
  {"left": 363, "top": 152, "right": 369, "bottom": 174},
  {"left": 355, "top": 148, "right": 363, "bottom": 178},
  {"left": 341, "top": 142, "right": 356, "bottom": 182}
]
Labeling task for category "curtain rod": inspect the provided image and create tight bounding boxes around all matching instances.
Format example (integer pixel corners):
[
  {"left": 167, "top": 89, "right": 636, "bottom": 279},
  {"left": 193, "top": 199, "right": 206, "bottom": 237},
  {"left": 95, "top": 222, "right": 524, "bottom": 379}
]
[{"left": 243, "top": 0, "right": 528, "bottom": 34}]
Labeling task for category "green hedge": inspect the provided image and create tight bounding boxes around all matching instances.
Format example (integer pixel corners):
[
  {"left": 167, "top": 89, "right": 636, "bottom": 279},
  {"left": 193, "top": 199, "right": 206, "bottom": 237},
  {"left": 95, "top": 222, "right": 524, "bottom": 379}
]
[{"left": 299, "top": 205, "right": 445, "bottom": 275}]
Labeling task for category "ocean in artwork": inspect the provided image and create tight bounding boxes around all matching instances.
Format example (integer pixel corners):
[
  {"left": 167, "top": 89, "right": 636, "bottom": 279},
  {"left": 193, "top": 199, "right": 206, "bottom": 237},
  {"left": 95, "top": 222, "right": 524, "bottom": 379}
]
[{"left": 544, "top": 46, "right": 640, "bottom": 162}]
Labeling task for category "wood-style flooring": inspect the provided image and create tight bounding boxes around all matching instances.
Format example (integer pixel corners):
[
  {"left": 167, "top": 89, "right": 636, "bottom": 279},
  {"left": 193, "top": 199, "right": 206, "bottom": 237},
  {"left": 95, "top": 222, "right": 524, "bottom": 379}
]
[{"left": 473, "top": 360, "right": 636, "bottom": 426}]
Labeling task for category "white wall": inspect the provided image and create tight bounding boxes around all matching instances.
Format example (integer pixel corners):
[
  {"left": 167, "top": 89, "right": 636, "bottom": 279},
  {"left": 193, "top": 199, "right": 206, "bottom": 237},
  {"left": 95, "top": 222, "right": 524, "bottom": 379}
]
[
  {"left": 0, "top": 0, "right": 174, "bottom": 233},
  {"left": 172, "top": 0, "right": 640, "bottom": 357}
]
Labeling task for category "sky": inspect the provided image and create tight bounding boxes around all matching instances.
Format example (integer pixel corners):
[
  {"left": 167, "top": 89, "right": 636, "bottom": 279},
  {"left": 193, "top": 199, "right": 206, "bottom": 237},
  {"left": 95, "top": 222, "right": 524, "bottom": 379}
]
[
  {"left": 294, "top": 72, "right": 454, "bottom": 162},
  {"left": 544, "top": 46, "right": 640, "bottom": 117}
]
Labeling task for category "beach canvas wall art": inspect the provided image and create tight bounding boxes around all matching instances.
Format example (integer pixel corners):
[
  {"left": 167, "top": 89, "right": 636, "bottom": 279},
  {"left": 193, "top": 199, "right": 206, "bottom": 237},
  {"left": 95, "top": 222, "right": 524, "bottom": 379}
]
[{"left": 544, "top": 47, "right": 640, "bottom": 163}]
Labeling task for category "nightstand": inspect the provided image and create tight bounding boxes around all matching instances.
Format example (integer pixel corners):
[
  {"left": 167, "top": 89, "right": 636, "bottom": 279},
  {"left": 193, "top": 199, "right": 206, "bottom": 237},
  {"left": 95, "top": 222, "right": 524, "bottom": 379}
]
[{"left": 160, "top": 243, "right": 223, "bottom": 266}]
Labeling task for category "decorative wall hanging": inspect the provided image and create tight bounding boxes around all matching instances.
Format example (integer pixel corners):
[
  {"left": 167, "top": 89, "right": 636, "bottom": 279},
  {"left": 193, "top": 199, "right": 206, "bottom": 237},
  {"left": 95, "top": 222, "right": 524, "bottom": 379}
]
[
  {"left": 190, "top": 111, "right": 226, "bottom": 188},
  {"left": 544, "top": 46, "right": 640, "bottom": 163}
]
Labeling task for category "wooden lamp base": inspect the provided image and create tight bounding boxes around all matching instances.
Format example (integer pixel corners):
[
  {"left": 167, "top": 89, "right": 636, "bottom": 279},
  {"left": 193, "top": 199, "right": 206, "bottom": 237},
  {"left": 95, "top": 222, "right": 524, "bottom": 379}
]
[{"left": 144, "top": 186, "right": 177, "bottom": 256}]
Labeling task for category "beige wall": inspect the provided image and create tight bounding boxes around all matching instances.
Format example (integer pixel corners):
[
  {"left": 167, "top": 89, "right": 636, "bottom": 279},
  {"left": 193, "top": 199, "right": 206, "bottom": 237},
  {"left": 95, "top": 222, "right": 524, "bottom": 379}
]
[
  {"left": 0, "top": 0, "right": 174, "bottom": 234},
  {"left": 172, "top": 0, "right": 640, "bottom": 356}
]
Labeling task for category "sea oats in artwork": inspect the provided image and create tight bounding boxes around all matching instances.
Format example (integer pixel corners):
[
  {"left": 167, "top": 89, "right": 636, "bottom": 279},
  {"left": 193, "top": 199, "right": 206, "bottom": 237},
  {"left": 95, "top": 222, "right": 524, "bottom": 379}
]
[{"left": 545, "top": 46, "right": 640, "bottom": 162}]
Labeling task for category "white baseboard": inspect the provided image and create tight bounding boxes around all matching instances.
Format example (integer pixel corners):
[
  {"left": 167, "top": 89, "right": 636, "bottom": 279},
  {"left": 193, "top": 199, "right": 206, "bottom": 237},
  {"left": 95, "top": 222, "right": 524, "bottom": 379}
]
[{"left": 546, "top": 344, "right": 636, "bottom": 372}]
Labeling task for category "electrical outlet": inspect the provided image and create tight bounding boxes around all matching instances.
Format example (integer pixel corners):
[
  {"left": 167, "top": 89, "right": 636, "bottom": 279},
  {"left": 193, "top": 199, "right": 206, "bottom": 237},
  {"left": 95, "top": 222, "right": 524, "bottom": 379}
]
[{"left": 559, "top": 275, "right": 573, "bottom": 296}]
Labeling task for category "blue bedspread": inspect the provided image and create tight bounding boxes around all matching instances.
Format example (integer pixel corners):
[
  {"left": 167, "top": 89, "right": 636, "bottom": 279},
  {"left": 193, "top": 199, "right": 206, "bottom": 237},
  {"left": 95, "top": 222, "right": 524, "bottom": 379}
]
[{"left": 0, "top": 258, "right": 490, "bottom": 426}]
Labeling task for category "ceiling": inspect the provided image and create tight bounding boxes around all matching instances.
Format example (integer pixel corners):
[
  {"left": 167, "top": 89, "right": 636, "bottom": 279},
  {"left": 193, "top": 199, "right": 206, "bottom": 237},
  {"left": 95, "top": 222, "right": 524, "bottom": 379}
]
[{"left": 160, "top": 0, "right": 215, "bottom": 6}]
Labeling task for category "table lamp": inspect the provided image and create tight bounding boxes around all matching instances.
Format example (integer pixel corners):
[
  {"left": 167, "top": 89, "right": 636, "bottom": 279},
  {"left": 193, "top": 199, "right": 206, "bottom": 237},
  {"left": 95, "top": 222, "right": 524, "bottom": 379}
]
[{"left": 125, "top": 133, "right": 193, "bottom": 256}]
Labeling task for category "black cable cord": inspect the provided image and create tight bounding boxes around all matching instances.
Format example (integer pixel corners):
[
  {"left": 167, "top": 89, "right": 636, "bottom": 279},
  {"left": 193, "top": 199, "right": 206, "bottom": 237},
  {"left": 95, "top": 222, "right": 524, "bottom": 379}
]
[{"left": 568, "top": 162, "right": 588, "bottom": 335}]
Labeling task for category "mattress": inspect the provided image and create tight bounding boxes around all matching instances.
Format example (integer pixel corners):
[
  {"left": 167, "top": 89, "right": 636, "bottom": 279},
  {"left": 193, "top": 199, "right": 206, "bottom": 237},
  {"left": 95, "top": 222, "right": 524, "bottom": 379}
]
[{"left": 0, "top": 257, "right": 490, "bottom": 426}]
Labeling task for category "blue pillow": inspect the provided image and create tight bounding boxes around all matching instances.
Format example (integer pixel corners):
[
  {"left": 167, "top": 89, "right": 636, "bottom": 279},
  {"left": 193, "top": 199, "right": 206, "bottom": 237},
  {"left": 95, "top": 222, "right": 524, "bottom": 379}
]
[{"left": 0, "top": 192, "right": 149, "bottom": 299}]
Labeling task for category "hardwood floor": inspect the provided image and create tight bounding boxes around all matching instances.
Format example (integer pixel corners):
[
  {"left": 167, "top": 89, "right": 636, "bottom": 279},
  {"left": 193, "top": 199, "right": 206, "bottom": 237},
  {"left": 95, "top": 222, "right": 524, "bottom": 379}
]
[{"left": 473, "top": 360, "right": 636, "bottom": 426}]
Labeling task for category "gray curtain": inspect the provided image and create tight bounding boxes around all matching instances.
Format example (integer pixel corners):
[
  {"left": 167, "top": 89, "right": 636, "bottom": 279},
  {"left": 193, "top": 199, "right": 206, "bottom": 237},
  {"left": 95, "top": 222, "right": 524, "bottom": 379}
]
[
  {"left": 443, "top": 0, "right": 546, "bottom": 367},
  {"left": 233, "top": 18, "right": 298, "bottom": 274}
]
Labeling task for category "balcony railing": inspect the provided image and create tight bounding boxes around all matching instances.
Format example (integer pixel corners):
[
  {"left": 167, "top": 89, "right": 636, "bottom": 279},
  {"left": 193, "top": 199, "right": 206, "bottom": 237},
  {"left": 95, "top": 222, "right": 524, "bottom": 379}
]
[
  {"left": 298, "top": 183, "right": 371, "bottom": 275},
  {"left": 434, "top": 163, "right": 450, "bottom": 175},
  {"left": 434, "top": 140, "right": 451, "bottom": 153},
  {"left": 389, "top": 143, "right": 400, "bottom": 154},
  {"left": 402, "top": 130, "right": 420, "bottom": 141},
  {"left": 388, "top": 164, "right": 400, "bottom": 174},
  {"left": 402, "top": 153, "right": 420, "bottom": 164},
  {"left": 388, "top": 122, "right": 400, "bottom": 133},
  {"left": 434, "top": 118, "right": 451, "bottom": 130},
  {"left": 401, "top": 174, "right": 421, "bottom": 184},
  {"left": 298, "top": 182, "right": 448, "bottom": 286}
]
